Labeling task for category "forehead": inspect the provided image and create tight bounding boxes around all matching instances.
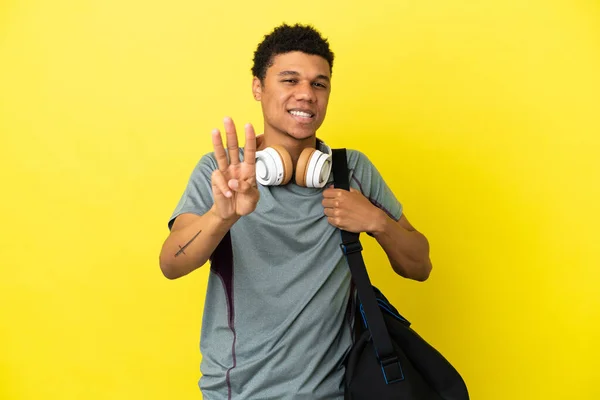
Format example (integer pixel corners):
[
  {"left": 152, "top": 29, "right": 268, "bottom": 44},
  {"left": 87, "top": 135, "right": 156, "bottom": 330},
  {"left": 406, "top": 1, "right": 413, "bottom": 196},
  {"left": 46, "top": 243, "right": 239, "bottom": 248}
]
[{"left": 267, "top": 51, "right": 331, "bottom": 79}]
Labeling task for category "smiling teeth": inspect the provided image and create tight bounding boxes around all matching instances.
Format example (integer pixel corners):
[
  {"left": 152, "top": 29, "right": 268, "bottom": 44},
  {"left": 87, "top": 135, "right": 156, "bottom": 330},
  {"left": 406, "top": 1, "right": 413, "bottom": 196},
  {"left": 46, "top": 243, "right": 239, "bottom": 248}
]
[{"left": 290, "top": 110, "right": 312, "bottom": 118}]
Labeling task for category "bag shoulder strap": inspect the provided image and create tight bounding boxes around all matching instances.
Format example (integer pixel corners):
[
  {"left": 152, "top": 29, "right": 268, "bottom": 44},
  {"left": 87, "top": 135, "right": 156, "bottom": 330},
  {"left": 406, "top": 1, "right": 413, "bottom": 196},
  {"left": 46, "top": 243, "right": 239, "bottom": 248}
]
[{"left": 332, "top": 148, "right": 404, "bottom": 383}]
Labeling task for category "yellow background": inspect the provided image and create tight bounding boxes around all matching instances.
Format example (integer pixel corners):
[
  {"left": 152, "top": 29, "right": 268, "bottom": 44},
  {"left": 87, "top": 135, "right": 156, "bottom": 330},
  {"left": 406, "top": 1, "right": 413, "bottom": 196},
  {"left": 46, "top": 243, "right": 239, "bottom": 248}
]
[{"left": 1, "top": 0, "right": 599, "bottom": 399}]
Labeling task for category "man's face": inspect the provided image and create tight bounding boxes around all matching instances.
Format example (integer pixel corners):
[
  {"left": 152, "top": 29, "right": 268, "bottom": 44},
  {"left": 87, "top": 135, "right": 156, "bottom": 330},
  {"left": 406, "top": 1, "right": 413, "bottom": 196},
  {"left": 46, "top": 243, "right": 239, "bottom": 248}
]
[{"left": 253, "top": 51, "right": 331, "bottom": 141}]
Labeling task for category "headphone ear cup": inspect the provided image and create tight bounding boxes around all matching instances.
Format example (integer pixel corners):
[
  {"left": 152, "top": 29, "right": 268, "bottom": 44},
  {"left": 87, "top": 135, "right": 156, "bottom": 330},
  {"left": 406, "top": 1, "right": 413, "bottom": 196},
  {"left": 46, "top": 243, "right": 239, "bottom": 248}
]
[
  {"left": 255, "top": 146, "right": 293, "bottom": 186},
  {"left": 270, "top": 145, "right": 293, "bottom": 185},
  {"left": 295, "top": 148, "right": 316, "bottom": 187},
  {"left": 305, "top": 150, "right": 332, "bottom": 188}
]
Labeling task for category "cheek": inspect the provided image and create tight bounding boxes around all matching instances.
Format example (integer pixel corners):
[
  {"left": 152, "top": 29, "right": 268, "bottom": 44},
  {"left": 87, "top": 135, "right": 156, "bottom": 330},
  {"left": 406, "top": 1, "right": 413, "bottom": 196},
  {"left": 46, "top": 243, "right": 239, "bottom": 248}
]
[
  {"left": 264, "top": 98, "right": 279, "bottom": 114},
  {"left": 278, "top": 92, "right": 292, "bottom": 106},
  {"left": 318, "top": 94, "right": 330, "bottom": 112}
]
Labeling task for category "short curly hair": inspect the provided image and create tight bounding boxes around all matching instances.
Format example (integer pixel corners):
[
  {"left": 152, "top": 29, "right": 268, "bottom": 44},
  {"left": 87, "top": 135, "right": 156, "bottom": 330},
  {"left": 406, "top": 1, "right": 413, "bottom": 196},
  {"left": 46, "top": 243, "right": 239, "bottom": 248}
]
[{"left": 251, "top": 23, "right": 334, "bottom": 82}]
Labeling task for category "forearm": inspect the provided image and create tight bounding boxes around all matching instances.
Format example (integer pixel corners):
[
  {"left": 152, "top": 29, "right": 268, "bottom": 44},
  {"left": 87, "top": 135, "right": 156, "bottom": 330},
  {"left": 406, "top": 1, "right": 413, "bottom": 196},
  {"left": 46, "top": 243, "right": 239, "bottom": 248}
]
[
  {"left": 159, "top": 206, "right": 238, "bottom": 279},
  {"left": 370, "top": 211, "right": 432, "bottom": 281}
]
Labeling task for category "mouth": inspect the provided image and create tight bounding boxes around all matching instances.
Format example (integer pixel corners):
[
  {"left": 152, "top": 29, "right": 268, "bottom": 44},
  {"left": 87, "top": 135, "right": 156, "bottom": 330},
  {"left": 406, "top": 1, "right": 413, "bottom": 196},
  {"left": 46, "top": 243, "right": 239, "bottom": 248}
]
[{"left": 288, "top": 109, "right": 315, "bottom": 123}]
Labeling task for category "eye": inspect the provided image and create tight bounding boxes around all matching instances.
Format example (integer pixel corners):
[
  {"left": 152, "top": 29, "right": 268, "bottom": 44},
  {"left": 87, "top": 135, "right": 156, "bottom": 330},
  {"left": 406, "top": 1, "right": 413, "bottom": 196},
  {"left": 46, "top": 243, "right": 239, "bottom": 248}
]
[
  {"left": 313, "top": 82, "right": 328, "bottom": 89},
  {"left": 282, "top": 79, "right": 298, "bottom": 84}
]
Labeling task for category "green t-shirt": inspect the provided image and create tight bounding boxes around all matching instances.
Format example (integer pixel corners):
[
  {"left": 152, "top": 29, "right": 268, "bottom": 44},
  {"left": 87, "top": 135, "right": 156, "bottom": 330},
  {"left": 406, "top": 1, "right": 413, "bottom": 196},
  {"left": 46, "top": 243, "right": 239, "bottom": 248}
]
[{"left": 169, "top": 144, "right": 402, "bottom": 400}]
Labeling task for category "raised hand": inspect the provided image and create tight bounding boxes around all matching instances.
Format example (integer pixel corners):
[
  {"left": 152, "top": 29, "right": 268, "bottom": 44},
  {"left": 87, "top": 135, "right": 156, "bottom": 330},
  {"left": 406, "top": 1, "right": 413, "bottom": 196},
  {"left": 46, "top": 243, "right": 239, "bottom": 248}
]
[{"left": 210, "top": 117, "right": 259, "bottom": 221}]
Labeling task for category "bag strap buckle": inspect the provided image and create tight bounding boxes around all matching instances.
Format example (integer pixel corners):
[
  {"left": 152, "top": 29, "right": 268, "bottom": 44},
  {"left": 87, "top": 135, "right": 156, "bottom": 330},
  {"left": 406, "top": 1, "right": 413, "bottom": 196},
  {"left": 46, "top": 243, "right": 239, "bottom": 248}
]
[
  {"left": 380, "top": 355, "right": 404, "bottom": 384},
  {"left": 340, "top": 241, "right": 363, "bottom": 255}
]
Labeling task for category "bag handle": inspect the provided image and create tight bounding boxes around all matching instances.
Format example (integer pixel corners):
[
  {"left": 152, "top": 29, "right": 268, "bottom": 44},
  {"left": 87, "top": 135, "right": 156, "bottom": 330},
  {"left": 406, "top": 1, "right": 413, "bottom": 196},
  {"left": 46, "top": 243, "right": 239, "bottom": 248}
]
[{"left": 332, "top": 148, "right": 404, "bottom": 384}]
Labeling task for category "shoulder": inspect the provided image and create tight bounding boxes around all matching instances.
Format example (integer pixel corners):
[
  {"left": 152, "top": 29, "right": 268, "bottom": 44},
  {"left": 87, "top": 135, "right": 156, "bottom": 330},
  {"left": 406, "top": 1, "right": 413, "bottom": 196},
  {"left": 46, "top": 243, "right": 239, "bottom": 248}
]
[
  {"left": 344, "top": 148, "right": 376, "bottom": 171},
  {"left": 198, "top": 152, "right": 217, "bottom": 167},
  {"left": 183, "top": 152, "right": 218, "bottom": 184},
  {"left": 192, "top": 147, "right": 246, "bottom": 177},
  {"left": 192, "top": 150, "right": 224, "bottom": 173}
]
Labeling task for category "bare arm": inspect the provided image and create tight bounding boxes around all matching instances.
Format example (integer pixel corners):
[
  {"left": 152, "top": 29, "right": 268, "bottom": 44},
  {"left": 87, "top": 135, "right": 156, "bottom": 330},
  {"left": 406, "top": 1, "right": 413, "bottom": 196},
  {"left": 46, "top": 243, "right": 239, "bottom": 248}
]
[
  {"left": 370, "top": 214, "right": 432, "bottom": 281},
  {"left": 159, "top": 117, "right": 258, "bottom": 279},
  {"left": 323, "top": 187, "right": 432, "bottom": 281},
  {"left": 158, "top": 209, "right": 238, "bottom": 279}
]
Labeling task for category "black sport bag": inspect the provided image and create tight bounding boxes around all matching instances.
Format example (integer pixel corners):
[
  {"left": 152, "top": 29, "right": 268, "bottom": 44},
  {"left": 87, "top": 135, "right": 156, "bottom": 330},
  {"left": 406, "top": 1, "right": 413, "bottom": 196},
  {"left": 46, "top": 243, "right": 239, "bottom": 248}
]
[{"left": 332, "top": 148, "right": 470, "bottom": 400}]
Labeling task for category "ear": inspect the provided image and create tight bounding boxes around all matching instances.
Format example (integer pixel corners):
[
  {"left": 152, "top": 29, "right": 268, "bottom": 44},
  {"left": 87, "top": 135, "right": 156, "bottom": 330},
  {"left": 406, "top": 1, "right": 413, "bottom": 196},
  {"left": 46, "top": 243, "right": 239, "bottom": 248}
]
[{"left": 252, "top": 77, "right": 262, "bottom": 101}]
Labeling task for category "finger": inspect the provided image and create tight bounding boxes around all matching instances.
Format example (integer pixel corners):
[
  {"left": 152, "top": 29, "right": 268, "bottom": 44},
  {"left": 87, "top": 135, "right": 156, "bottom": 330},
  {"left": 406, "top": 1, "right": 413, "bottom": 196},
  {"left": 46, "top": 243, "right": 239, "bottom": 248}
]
[
  {"left": 323, "top": 188, "right": 343, "bottom": 198},
  {"left": 224, "top": 117, "right": 240, "bottom": 166},
  {"left": 324, "top": 206, "right": 343, "bottom": 217},
  {"left": 322, "top": 198, "right": 339, "bottom": 208},
  {"left": 327, "top": 217, "right": 341, "bottom": 228},
  {"left": 212, "top": 170, "right": 232, "bottom": 198},
  {"left": 212, "top": 129, "right": 229, "bottom": 172},
  {"left": 243, "top": 123, "right": 257, "bottom": 166}
]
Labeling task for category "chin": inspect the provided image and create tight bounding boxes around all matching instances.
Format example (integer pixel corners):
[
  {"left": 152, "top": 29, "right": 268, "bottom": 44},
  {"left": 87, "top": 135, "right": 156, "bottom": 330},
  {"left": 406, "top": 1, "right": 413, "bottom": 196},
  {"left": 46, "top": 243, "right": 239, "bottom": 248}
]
[
  {"left": 286, "top": 129, "right": 316, "bottom": 140},
  {"left": 285, "top": 122, "right": 322, "bottom": 140}
]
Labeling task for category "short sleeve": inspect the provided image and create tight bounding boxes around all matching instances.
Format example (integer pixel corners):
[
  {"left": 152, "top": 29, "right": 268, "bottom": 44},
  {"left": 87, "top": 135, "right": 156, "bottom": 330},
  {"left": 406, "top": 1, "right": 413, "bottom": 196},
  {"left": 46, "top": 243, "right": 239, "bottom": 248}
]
[
  {"left": 168, "top": 153, "right": 217, "bottom": 230},
  {"left": 346, "top": 149, "right": 403, "bottom": 221}
]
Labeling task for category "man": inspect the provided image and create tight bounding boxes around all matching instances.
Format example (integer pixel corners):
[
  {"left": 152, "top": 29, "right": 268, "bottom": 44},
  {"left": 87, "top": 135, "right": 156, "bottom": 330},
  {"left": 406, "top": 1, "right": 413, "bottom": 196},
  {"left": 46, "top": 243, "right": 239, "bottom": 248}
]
[{"left": 159, "top": 23, "right": 432, "bottom": 400}]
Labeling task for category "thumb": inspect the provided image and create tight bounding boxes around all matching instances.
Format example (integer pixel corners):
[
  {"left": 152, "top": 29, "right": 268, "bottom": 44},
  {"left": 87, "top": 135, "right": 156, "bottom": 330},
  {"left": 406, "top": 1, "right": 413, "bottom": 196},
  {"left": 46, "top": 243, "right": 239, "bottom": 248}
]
[{"left": 229, "top": 179, "right": 252, "bottom": 193}]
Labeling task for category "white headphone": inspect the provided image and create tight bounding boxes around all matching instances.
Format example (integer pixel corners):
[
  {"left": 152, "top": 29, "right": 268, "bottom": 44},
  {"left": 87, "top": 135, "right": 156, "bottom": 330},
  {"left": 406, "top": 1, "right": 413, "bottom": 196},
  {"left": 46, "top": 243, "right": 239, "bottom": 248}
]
[{"left": 255, "top": 141, "right": 332, "bottom": 188}]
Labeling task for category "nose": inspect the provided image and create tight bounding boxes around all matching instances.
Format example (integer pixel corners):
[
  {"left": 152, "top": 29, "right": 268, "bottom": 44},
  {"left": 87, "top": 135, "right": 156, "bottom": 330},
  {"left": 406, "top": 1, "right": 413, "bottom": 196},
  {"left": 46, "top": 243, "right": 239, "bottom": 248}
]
[{"left": 294, "top": 81, "right": 316, "bottom": 103}]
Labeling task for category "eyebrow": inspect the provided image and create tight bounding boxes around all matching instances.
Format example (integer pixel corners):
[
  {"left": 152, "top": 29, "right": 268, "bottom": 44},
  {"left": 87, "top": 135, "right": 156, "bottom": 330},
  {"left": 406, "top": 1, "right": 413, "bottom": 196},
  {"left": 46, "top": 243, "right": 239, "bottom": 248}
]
[{"left": 277, "top": 70, "right": 331, "bottom": 82}]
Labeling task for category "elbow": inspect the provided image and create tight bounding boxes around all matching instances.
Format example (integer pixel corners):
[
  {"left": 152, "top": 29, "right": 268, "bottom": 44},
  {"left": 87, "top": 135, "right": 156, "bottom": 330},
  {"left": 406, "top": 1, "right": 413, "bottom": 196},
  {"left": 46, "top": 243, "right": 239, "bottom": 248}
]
[
  {"left": 158, "top": 251, "right": 206, "bottom": 280},
  {"left": 159, "top": 260, "right": 179, "bottom": 280},
  {"left": 413, "top": 237, "right": 432, "bottom": 281},
  {"left": 397, "top": 233, "right": 432, "bottom": 282},
  {"left": 158, "top": 253, "right": 184, "bottom": 280},
  {"left": 158, "top": 239, "right": 189, "bottom": 280},
  {"left": 414, "top": 259, "right": 432, "bottom": 282},
  {"left": 393, "top": 258, "right": 432, "bottom": 282},
  {"left": 411, "top": 256, "right": 433, "bottom": 282}
]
